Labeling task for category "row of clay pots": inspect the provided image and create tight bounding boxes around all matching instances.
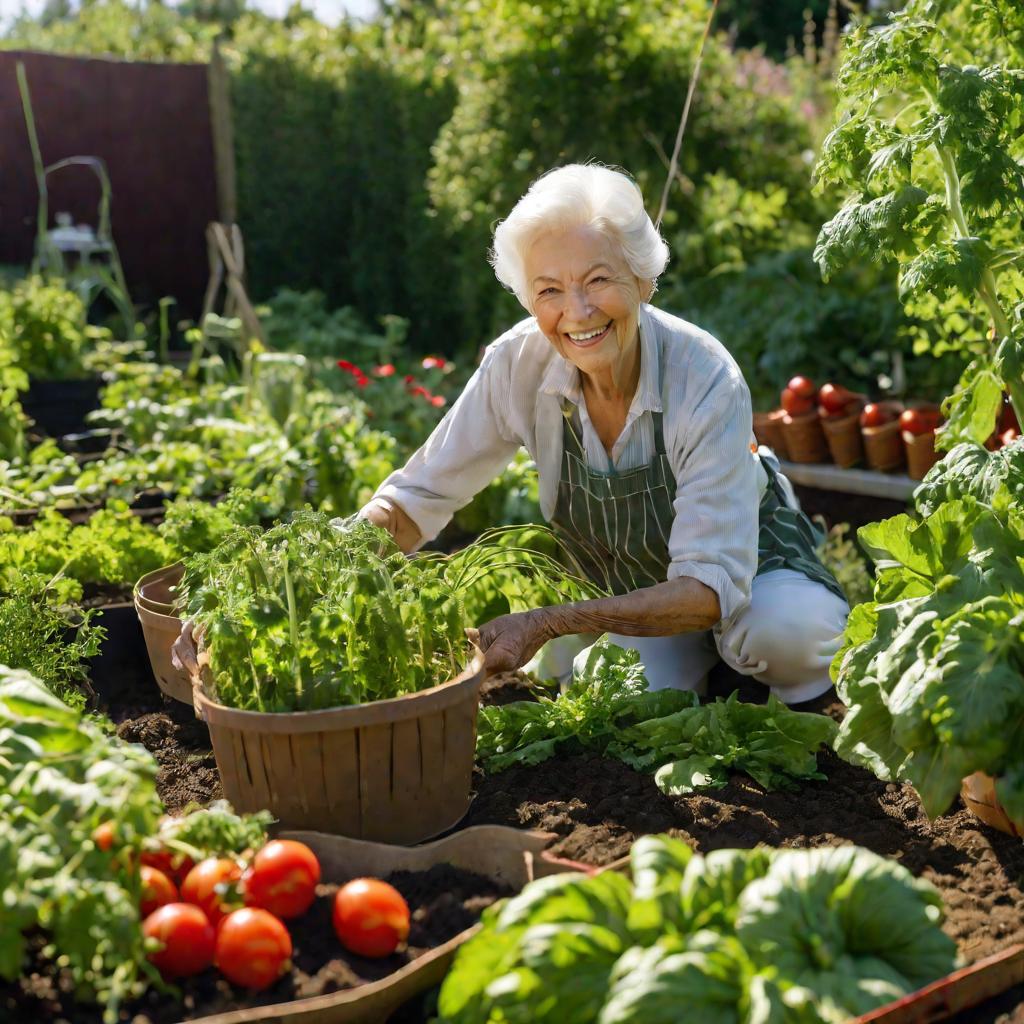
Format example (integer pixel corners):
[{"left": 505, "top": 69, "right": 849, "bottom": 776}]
[{"left": 754, "top": 403, "right": 939, "bottom": 479}]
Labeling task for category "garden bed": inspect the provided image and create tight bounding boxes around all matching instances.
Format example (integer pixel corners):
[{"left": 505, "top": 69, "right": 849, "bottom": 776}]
[
  {"left": 464, "top": 750, "right": 1024, "bottom": 964},
  {"left": 1, "top": 863, "right": 513, "bottom": 1024}
]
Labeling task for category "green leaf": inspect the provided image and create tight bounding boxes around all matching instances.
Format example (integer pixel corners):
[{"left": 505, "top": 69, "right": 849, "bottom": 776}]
[
  {"left": 654, "top": 755, "right": 725, "bottom": 795},
  {"left": 857, "top": 500, "right": 980, "bottom": 577},
  {"left": 936, "top": 362, "right": 1003, "bottom": 450}
]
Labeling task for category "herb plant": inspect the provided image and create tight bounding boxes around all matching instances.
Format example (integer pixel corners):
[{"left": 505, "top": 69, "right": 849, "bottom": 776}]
[
  {"left": 813, "top": 0, "right": 1024, "bottom": 447},
  {"left": 436, "top": 834, "right": 957, "bottom": 1024},
  {"left": 0, "top": 503, "right": 172, "bottom": 598},
  {"left": 0, "top": 578, "right": 104, "bottom": 706},
  {"left": 182, "top": 515, "right": 600, "bottom": 713}
]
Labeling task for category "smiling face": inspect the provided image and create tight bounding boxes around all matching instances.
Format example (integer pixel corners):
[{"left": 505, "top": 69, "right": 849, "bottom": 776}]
[{"left": 525, "top": 224, "right": 648, "bottom": 385}]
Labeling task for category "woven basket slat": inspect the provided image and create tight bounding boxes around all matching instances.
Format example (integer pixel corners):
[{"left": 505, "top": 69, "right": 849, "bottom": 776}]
[{"left": 321, "top": 727, "right": 362, "bottom": 836}]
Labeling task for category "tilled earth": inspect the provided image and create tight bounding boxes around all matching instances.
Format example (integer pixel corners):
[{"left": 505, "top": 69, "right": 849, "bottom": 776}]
[{"left": 98, "top": 669, "right": 1024, "bottom": 1021}]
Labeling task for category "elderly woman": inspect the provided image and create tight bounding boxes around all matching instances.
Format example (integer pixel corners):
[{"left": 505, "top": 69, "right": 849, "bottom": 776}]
[{"left": 361, "top": 164, "right": 848, "bottom": 704}]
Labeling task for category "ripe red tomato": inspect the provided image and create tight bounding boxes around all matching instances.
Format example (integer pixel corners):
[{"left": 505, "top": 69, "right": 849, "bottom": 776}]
[
  {"left": 781, "top": 387, "right": 815, "bottom": 416},
  {"left": 786, "top": 375, "right": 816, "bottom": 399},
  {"left": 242, "top": 840, "right": 321, "bottom": 920},
  {"left": 817, "top": 382, "right": 854, "bottom": 416},
  {"left": 143, "top": 903, "right": 216, "bottom": 979},
  {"left": 899, "top": 407, "right": 941, "bottom": 435},
  {"left": 180, "top": 858, "right": 243, "bottom": 925},
  {"left": 860, "top": 403, "right": 894, "bottom": 428},
  {"left": 140, "top": 865, "right": 179, "bottom": 918},
  {"left": 141, "top": 848, "right": 196, "bottom": 886},
  {"left": 92, "top": 822, "right": 117, "bottom": 852},
  {"left": 333, "top": 878, "right": 411, "bottom": 958},
  {"left": 215, "top": 908, "right": 292, "bottom": 990}
]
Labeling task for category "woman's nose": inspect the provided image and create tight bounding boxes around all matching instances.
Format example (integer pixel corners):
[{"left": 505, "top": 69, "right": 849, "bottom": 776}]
[{"left": 564, "top": 286, "right": 593, "bottom": 321}]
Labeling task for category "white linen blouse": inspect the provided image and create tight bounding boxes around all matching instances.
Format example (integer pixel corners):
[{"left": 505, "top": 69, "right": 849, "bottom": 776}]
[{"left": 374, "top": 304, "right": 766, "bottom": 625}]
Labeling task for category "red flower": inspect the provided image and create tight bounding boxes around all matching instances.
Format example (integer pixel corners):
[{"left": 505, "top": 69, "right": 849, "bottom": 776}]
[
  {"left": 404, "top": 374, "right": 416, "bottom": 385},
  {"left": 422, "top": 356, "right": 447, "bottom": 370},
  {"left": 355, "top": 375, "right": 369, "bottom": 389},
  {"left": 430, "top": 394, "right": 446, "bottom": 407},
  {"left": 337, "top": 359, "right": 356, "bottom": 371},
  {"left": 409, "top": 385, "right": 429, "bottom": 398},
  {"left": 373, "top": 363, "right": 396, "bottom": 377}
]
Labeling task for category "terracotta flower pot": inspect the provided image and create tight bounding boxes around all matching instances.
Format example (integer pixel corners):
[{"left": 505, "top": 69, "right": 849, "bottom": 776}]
[
  {"left": 781, "top": 410, "right": 829, "bottom": 463},
  {"left": 753, "top": 409, "right": 789, "bottom": 459},
  {"left": 821, "top": 403, "right": 865, "bottom": 468},
  {"left": 903, "top": 428, "right": 940, "bottom": 480}
]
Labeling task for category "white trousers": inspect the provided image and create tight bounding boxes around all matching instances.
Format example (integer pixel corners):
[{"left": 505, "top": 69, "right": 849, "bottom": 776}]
[{"left": 530, "top": 569, "right": 850, "bottom": 705}]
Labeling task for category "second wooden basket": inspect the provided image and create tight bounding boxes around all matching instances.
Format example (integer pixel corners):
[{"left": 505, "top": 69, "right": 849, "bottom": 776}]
[{"left": 134, "top": 563, "right": 192, "bottom": 704}]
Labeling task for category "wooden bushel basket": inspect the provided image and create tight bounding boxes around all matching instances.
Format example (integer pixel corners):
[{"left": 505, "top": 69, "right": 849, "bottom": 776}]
[
  {"left": 961, "top": 771, "right": 1024, "bottom": 839},
  {"left": 190, "top": 647, "right": 486, "bottom": 844},
  {"left": 780, "top": 410, "right": 829, "bottom": 463},
  {"left": 134, "top": 564, "right": 192, "bottom": 704}
]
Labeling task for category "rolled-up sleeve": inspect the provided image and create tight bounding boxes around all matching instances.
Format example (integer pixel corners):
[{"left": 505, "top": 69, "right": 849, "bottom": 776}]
[
  {"left": 374, "top": 347, "right": 522, "bottom": 543},
  {"left": 665, "top": 369, "right": 760, "bottom": 626}
]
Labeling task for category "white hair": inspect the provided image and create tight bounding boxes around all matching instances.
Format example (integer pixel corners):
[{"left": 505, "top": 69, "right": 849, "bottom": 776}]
[{"left": 489, "top": 163, "right": 670, "bottom": 307}]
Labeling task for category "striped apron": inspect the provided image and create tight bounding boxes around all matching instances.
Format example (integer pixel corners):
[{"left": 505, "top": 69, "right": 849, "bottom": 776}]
[{"left": 549, "top": 404, "right": 844, "bottom": 601}]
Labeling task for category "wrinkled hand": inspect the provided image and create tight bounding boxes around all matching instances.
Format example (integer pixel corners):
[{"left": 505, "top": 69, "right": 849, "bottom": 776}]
[
  {"left": 473, "top": 609, "right": 553, "bottom": 676},
  {"left": 170, "top": 619, "right": 204, "bottom": 677}
]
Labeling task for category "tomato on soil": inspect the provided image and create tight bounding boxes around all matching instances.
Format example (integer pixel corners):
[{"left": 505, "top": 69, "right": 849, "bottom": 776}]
[
  {"left": 899, "top": 407, "right": 941, "bottom": 435},
  {"left": 333, "top": 878, "right": 411, "bottom": 958},
  {"left": 215, "top": 908, "right": 292, "bottom": 990},
  {"left": 180, "top": 858, "right": 243, "bottom": 924},
  {"left": 860, "top": 402, "right": 895, "bottom": 428},
  {"left": 140, "top": 865, "right": 179, "bottom": 918},
  {"left": 781, "top": 387, "right": 815, "bottom": 416},
  {"left": 143, "top": 903, "right": 216, "bottom": 979},
  {"left": 242, "top": 839, "right": 321, "bottom": 919}
]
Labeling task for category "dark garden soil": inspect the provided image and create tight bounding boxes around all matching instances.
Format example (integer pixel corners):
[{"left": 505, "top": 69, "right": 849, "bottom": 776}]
[
  {"left": 465, "top": 749, "right": 1024, "bottom": 965},
  {"left": 89, "top": 632, "right": 1024, "bottom": 1021},
  {"left": 1, "top": 864, "right": 513, "bottom": 1024}
]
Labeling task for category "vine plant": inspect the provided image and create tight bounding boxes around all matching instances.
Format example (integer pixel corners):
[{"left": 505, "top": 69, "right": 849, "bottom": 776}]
[{"left": 813, "top": 0, "right": 1024, "bottom": 446}]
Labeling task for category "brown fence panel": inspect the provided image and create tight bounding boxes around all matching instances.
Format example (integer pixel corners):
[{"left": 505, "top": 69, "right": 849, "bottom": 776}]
[{"left": 0, "top": 49, "right": 221, "bottom": 317}]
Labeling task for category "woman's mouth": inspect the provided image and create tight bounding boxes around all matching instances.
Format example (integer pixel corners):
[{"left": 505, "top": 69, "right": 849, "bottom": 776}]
[{"left": 563, "top": 322, "right": 613, "bottom": 348}]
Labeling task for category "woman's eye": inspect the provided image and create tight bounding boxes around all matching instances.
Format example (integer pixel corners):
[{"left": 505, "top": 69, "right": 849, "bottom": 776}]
[
  {"left": 539, "top": 287, "right": 558, "bottom": 296},
  {"left": 589, "top": 277, "right": 608, "bottom": 286}
]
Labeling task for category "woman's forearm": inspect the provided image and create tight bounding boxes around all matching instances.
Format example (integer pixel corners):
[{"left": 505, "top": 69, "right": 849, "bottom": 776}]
[{"left": 538, "top": 577, "right": 722, "bottom": 641}]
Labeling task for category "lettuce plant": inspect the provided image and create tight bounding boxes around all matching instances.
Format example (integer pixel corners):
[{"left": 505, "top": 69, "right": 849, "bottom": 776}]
[
  {"left": 831, "top": 440, "right": 1024, "bottom": 822},
  {"left": 477, "top": 640, "right": 837, "bottom": 795},
  {"left": 436, "top": 834, "right": 957, "bottom": 1024}
]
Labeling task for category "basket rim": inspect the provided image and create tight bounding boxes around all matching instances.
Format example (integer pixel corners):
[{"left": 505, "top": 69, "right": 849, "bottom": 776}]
[{"left": 192, "top": 646, "right": 486, "bottom": 732}]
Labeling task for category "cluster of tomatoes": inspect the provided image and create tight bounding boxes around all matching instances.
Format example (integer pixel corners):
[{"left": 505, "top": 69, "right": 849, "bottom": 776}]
[
  {"left": 780, "top": 375, "right": 1020, "bottom": 444},
  {"left": 133, "top": 838, "right": 412, "bottom": 990}
]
